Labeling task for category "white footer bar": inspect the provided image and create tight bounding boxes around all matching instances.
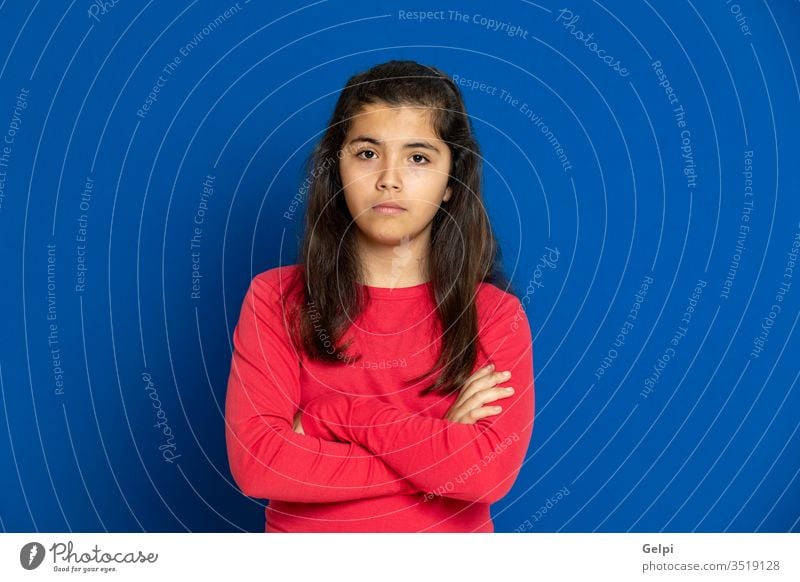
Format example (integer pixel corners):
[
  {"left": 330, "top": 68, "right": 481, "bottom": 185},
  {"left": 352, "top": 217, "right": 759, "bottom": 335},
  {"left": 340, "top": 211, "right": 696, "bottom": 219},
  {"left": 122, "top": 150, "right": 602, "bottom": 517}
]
[{"left": 1, "top": 533, "right": 797, "bottom": 581}]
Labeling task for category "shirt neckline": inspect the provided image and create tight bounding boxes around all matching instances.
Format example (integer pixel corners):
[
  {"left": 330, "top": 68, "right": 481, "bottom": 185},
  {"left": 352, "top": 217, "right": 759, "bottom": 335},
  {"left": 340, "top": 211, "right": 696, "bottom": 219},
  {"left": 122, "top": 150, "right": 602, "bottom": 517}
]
[{"left": 358, "top": 280, "right": 433, "bottom": 300}]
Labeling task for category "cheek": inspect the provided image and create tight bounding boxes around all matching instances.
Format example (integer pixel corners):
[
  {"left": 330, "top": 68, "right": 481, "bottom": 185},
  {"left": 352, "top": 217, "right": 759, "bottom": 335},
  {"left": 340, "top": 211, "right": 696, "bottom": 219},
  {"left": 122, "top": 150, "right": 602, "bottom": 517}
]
[
  {"left": 340, "top": 166, "right": 370, "bottom": 210},
  {"left": 339, "top": 163, "right": 357, "bottom": 190},
  {"left": 340, "top": 159, "right": 373, "bottom": 187},
  {"left": 407, "top": 167, "right": 450, "bottom": 205}
]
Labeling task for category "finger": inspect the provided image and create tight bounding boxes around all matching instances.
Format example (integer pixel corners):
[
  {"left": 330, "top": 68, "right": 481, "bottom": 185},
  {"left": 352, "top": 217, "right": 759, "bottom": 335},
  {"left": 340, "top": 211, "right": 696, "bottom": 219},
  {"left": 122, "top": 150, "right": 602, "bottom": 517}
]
[
  {"left": 455, "top": 370, "right": 511, "bottom": 407},
  {"left": 463, "top": 386, "right": 515, "bottom": 409},
  {"left": 448, "top": 404, "right": 499, "bottom": 425},
  {"left": 467, "top": 405, "right": 503, "bottom": 423},
  {"left": 449, "top": 387, "right": 513, "bottom": 423},
  {"left": 458, "top": 387, "right": 513, "bottom": 415},
  {"left": 453, "top": 364, "right": 495, "bottom": 406},
  {"left": 464, "top": 363, "right": 495, "bottom": 386}
]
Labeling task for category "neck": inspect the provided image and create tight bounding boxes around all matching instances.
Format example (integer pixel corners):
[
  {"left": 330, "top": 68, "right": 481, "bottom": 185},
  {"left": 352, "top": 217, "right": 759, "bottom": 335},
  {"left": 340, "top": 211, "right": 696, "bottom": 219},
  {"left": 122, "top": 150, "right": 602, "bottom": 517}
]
[{"left": 356, "top": 228, "right": 431, "bottom": 287}]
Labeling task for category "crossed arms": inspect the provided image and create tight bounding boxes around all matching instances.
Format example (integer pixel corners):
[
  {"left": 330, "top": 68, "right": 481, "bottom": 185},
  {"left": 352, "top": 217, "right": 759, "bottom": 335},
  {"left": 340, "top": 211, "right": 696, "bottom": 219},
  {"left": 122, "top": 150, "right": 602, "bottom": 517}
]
[{"left": 224, "top": 272, "right": 534, "bottom": 505}]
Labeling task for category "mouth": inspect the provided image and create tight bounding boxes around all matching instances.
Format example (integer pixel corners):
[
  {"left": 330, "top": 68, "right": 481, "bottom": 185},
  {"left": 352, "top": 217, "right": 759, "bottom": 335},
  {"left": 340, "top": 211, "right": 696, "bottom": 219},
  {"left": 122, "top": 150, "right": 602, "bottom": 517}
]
[{"left": 372, "top": 202, "right": 406, "bottom": 216}]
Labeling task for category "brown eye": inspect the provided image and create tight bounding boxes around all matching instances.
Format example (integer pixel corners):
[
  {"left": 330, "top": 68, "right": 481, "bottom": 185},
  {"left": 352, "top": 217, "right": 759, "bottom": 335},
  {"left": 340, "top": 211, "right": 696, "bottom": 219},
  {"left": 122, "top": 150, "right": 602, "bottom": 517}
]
[
  {"left": 357, "top": 150, "right": 376, "bottom": 160},
  {"left": 411, "top": 154, "right": 429, "bottom": 164}
]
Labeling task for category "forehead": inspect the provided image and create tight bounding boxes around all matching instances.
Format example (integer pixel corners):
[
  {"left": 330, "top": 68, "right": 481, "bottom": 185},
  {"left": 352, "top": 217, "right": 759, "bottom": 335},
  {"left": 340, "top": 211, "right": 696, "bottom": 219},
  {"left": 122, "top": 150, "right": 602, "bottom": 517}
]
[{"left": 347, "top": 103, "right": 440, "bottom": 140}]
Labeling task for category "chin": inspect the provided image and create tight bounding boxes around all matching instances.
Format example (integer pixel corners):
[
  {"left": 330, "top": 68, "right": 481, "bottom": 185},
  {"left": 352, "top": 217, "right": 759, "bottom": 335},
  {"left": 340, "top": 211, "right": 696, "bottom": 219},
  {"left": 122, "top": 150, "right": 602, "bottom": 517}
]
[
  {"left": 358, "top": 225, "right": 410, "bottom": 244},
  {"left": 371, "top": 232, "right": 410, "bottom": 246}
]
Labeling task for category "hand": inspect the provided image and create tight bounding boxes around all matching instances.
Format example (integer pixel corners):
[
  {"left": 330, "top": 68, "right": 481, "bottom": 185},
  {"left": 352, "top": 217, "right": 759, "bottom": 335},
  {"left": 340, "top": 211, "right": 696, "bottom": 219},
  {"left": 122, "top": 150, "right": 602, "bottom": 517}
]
[
  {"left": 293, "top": 410, "right": 305, "bottom": 435},
  {"left": 444, "top": 363, "right": 514, "bottom": 424}
]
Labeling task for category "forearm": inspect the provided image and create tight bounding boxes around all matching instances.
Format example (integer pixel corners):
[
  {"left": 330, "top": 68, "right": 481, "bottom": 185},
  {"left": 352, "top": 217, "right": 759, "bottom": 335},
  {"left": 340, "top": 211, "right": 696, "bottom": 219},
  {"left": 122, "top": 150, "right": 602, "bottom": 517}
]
[
  {"left": 301, "top": 391, "right": 532, "bottom": 504},
  {"left": 226, "top": 413, "right": 419, "bottom": 503}
]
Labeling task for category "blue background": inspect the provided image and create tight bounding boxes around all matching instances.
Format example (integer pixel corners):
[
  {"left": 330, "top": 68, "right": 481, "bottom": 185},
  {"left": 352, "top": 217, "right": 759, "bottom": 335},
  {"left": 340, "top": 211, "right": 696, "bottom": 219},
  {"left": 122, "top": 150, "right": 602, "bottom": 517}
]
[{"left": 0, "top": 0, "right": 798, "bottom": 533}]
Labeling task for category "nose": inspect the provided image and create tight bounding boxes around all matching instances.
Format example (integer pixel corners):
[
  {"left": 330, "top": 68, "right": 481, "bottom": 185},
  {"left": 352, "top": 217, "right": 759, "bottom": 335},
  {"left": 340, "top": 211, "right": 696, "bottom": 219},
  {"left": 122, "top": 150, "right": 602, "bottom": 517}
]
[{"left": 376, "top": 159, "right": 402, "bottom": 191}]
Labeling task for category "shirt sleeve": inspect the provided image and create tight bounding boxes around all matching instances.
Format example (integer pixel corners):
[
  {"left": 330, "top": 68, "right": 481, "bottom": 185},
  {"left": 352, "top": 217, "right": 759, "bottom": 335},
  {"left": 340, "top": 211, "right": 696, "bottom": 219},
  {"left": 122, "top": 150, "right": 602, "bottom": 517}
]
[
  {"left": 300, "top": 291, "right": 535, "bottom": 505},
  {"left": 224, "top": 272, "right": 420, "bottom": 503}
]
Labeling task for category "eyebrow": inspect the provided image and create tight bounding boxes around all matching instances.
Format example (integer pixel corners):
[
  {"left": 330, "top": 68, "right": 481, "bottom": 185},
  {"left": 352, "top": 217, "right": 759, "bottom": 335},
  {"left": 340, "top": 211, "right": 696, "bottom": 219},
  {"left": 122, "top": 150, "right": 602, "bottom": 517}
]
[{"left": 346, "top": 135, "right": 441, "bottom": 154}]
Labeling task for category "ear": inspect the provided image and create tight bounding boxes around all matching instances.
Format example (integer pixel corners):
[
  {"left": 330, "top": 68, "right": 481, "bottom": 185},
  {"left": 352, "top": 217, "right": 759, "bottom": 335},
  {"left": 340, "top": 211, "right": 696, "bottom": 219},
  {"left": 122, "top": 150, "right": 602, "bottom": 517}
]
[{"left": 443, "top": 185, "right": 453, "bottom": 203}]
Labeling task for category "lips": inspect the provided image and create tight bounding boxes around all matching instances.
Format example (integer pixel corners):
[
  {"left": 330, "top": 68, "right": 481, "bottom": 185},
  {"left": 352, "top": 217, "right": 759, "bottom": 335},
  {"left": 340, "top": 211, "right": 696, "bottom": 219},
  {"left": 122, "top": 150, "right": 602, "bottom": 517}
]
[
  {"left": 372, "top": 204, "right": 406, "bottom": 216},
  {"left": 371, "top": 201, "right": 406, "bottom": 216},
  {"left": 373, "top": 201, "right": 405, "bottom": 210}
]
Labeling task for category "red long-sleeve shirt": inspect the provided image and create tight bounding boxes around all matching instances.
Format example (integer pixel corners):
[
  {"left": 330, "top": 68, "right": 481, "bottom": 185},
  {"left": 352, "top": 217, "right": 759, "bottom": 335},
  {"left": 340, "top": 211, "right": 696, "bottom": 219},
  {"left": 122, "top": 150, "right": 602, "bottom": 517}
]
[{"left": 224, "top": 264, "right": 534, "bottom": 532}]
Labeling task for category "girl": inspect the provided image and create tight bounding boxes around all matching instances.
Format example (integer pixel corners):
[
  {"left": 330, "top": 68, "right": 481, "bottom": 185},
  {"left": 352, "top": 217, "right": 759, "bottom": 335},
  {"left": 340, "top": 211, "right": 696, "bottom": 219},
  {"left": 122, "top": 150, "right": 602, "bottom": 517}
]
[{"left": 225, "top": 60, "right": 535, "bottom": 532}]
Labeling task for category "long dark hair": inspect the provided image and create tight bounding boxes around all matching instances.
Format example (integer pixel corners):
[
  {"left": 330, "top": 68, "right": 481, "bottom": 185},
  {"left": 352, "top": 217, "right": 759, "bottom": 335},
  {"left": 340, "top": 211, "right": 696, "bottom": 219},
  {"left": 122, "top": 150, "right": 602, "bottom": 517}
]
[{"left": 284, "top": 59, "right": 513, "bottom": 396}]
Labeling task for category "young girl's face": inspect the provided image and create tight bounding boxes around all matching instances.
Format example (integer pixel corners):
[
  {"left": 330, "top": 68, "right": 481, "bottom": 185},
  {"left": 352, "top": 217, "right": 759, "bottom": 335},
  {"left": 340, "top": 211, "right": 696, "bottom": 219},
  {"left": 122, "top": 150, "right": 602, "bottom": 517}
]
[{"left": 338, "top": 102, "right": 452, "bottom": 249}]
